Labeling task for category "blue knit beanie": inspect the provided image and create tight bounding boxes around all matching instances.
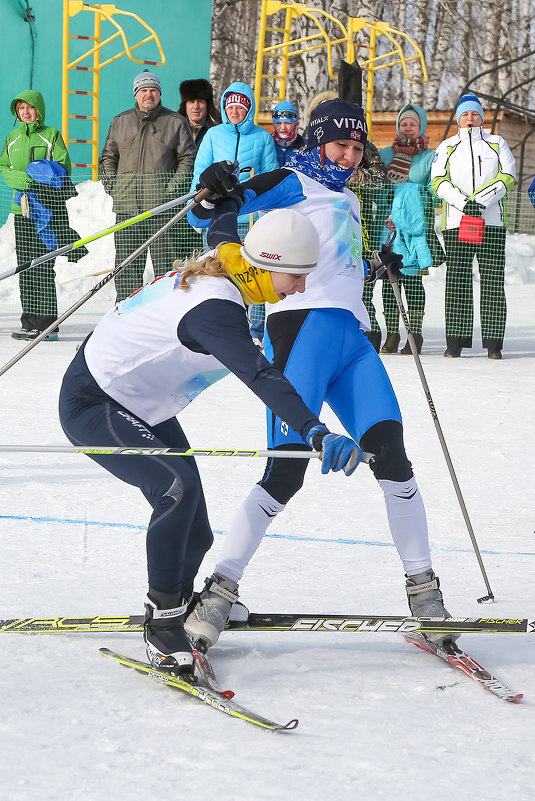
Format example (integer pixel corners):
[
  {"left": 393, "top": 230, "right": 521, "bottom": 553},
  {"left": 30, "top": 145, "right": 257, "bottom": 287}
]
[
  {"left": 456, "top": 94, "right": 484, "bottom": 124},
  {"left": 306, "top": 98, "right": 367, "bottom": 149},
  {"left": 133, "top": 69, "right": 161, "bottom": 96}
]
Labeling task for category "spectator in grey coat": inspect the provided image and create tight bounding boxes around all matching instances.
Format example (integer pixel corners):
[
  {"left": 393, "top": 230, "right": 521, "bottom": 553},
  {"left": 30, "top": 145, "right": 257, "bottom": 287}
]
[{"left": 99, "top": 70, "right": 195, "bottom": 300}]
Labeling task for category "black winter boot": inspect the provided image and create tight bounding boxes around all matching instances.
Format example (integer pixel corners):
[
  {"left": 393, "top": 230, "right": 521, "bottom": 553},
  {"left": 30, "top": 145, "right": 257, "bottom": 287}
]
[
  {"left": 444, "top": 335, "right": 469, "bottom": 358},
  {"left": 365, "top": 330, "right": 382, "bottom": 352},
  {"left": 401, "top": 333, "right": 423, "bottom": 354},
  {"left": 380, "top": 332, "right": 400, "bottom": 354},
  {"left": 486, "top": 339, "right": 503, "bottom": 360}
]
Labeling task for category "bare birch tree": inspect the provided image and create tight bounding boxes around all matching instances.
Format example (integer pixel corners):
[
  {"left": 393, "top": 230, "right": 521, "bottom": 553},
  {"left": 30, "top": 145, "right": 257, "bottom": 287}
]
[
  {"left": 423, "top": 0, "right": 456, "bottom": 108},
  {"left": 405, "top": 2, "right": 430, "bottom": 106},
  {"left": 210, "top": 0, "right": 259, "bottom": 102},
  {"left": 479, "top": 1, "right": 504, "bottom": 98},
  {"left": 519, "top": 0, "right": 534, "bottom": 107},
  {"left": 390, "top": 0, "right": 407, "bottom": 111}
]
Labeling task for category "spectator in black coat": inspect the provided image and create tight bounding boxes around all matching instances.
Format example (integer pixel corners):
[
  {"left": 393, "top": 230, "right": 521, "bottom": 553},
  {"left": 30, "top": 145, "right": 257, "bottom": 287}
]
[{"left": 178, "top": 79, "right": 220, "bottom": 151}]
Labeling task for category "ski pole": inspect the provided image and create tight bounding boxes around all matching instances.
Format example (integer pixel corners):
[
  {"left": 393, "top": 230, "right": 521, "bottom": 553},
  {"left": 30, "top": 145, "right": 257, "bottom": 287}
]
[
  {"left": 383, "top": 228, "right": 495, "bottom": 603},
  {"left": 0, "top": 189, "right": 197, "bottom": 282},
  {"left": 0, "top": 189, "right": 209, "bottom": 380},
  {"left": 0, "top": 444, "right": 374, "bottom": 463}
]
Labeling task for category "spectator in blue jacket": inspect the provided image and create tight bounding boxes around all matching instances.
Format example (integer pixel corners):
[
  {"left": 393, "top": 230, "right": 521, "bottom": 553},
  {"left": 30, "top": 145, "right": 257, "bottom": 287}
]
[
  {"left": 192, "top": 81, "right": 277, "bottom": 233},
  {"left": 271, "top": 101, "right": 305, "bottom": 167},
  {"left": 528, "top": 176, "right": 535, "bottom": 208},
  {"left": 192, "top": 82, "right": 277, "bottom": 344}
]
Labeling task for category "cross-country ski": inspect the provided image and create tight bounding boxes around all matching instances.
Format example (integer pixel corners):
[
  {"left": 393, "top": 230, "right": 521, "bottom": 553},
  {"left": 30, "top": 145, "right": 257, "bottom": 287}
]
[
  {"left": 1, "top": 612, "right": 534, "bottom": 635},
  {"left": 100, "top": 647, "right": 298, "bottom": 731},
  {"left": 404, "top": 633, "right": 523, "bottom": 703}
]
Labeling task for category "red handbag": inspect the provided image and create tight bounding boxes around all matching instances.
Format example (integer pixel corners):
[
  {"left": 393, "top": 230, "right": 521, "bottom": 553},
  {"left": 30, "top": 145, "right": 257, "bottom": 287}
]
[{"left": 458, "top": 215, "right": 485, "bottom": 245}]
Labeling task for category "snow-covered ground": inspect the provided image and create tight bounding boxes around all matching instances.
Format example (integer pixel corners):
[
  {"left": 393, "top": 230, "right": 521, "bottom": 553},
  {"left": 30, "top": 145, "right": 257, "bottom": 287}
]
[{"left": 0, "top": 187, "right": 534, "bottom": 801}]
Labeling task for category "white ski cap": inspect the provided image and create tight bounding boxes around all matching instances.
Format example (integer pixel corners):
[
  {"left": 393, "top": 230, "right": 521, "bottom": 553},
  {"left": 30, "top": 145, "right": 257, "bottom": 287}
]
[{"left": 240, "top": 208, "right": 319, "bottom": 274}]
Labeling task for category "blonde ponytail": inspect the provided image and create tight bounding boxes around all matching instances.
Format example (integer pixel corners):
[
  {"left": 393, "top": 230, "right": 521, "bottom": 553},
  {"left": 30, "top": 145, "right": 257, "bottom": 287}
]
[{"left": 178, "top": 249, "right": 229, "bottom": 290}]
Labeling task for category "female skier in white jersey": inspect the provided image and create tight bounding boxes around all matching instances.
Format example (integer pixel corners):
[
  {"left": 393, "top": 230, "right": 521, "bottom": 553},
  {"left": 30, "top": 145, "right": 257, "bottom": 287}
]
[{"left": 59, "top": 206, "right": 363, "bottom": 676}]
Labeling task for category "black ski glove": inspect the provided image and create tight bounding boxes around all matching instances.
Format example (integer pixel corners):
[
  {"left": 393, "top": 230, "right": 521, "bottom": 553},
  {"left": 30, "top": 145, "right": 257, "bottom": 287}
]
[
  {"left": 197, "top": 160, "right": 239, "bottom": 202},
  {"left": 463, "top": 199, "right": 485, "bottom": 217},
  {"left": 364, "top": 244, "right": 403, "bottom": 283}
]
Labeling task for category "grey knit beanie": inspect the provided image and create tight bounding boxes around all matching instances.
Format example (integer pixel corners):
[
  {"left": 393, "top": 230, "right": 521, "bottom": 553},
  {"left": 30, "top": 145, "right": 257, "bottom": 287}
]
[{"left": 133, "top": 70, "right": 161, "bottom": 96}]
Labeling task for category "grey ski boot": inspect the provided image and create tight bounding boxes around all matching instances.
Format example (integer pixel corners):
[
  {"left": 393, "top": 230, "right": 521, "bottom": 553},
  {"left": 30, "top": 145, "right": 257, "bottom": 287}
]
[
  {"left": 406, "top": 570, "right": 459, "bottom": 645},
  {"left": 185, "top": 573, "right": 240, "bottom": 650},
  {"left": 144, "top": 589, "right": 194, "bottom": 675}
]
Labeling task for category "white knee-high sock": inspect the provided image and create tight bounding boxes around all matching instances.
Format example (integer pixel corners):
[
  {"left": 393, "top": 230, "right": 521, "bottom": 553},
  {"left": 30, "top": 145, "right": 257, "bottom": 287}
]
[
  {"left": 379, "top": 477, "right": 432, "bottom": 576},
  {"left": 215, "top": 484, "right": 286, "bottom": 582}
]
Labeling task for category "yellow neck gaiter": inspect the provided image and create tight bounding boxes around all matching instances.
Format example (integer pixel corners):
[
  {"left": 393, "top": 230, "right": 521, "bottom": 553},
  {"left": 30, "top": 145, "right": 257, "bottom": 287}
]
[{"left": 218, "top": 243, "right": 280, "bottom": 305}]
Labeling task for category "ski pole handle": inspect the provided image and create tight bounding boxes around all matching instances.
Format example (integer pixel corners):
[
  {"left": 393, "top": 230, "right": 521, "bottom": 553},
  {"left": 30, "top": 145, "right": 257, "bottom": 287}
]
[
  {"left": 192, "top": 187, "right": 211, "bottom": 204},
  {"left": 384, "top": 226, "right": 399, "bottom": 284}
]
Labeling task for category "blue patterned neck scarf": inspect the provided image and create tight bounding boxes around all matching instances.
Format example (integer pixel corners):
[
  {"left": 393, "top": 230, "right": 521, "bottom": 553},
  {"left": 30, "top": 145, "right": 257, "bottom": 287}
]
[{"left": 284, "top": 147, "right": 352, "bottom": 192}]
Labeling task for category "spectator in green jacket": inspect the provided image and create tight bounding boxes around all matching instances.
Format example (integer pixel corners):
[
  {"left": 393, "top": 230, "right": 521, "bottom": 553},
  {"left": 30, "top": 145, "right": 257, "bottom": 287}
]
[{"left": 0, "top": 89, "right": 84, "bottom": 341}]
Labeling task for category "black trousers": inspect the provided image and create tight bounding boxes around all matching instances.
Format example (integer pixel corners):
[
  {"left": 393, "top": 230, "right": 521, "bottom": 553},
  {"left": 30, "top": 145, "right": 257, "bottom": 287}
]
[
  {"left": 382, "top": 274, "right": 425, "bottom": 334},
  {"left": 59, "top": 345, "right": 213, "bottom": 596},
  {"left": 14, "top": 214, "right": 59, "bottom": 332},
  {"left": 442, "top": 226, "right": 506, "bottom": 349},
  {"left": 113, "top": 212, "right": 178, "bottom": 302}
]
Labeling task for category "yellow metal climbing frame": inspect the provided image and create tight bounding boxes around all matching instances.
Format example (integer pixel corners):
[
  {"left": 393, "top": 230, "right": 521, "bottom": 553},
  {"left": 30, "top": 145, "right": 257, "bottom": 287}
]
[
  {"left": 254, "top": 0, "right": 427, "bottom": 134},
  {"left": 62, "top": 1, "right": 165, "bottom": 179}
]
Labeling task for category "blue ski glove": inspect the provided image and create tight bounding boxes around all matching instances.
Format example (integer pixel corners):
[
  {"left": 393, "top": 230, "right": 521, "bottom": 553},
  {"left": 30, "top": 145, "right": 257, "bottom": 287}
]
[{"left": 306, "top": 425, "right": 362, "bottom": 476}]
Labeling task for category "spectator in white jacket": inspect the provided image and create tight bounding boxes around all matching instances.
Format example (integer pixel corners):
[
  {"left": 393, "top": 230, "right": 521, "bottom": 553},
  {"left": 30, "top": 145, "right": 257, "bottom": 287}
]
[{"left": 431, "top": 94, "right": 515, "bottom": 360}]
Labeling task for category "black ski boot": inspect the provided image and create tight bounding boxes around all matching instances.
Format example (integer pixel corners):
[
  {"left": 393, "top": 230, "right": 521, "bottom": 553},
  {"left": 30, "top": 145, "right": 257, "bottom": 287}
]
[{"left": 144, "top": 589, "right": 194, "bottom": 675}]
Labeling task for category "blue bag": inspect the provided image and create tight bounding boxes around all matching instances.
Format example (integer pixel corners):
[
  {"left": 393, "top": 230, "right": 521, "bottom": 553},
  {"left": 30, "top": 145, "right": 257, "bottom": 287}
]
[{"left": 26, "top": 159, "right": 67, "bottom": 188}]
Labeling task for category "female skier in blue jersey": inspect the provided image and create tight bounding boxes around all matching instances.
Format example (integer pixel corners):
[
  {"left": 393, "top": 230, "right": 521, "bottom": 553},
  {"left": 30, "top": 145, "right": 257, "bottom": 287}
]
[
  {"left": 185, "top": 98, "right": 456, "bottom": 650},
  {"left": 59, "top": 206, "right": 364, "bottom": 676}
]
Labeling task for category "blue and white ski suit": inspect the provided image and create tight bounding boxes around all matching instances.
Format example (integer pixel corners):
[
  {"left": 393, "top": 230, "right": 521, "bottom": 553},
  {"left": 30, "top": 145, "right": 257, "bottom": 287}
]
[{"left": 190, "top": 158, "right": 434, "bottom": 582}]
